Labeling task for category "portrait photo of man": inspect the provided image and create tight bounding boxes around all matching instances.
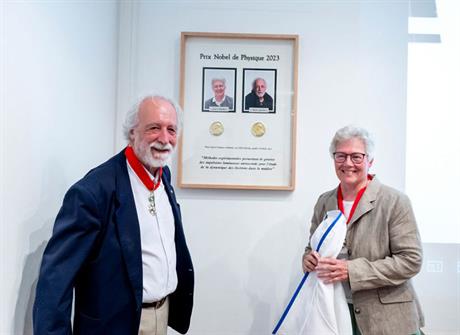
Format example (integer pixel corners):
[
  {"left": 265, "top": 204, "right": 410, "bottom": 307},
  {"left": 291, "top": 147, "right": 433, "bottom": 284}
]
[
  {"left": 243, "top": 69, "right": 277, "bottom": 113},
  {"left": 202, "top": 67, "right": 236, "bottom": 112}
]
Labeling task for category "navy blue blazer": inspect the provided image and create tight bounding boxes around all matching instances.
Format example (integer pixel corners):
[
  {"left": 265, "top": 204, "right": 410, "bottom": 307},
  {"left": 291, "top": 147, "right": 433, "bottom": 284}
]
[{"left": 33, "top": 149, "right": 194, "bottom": 334}]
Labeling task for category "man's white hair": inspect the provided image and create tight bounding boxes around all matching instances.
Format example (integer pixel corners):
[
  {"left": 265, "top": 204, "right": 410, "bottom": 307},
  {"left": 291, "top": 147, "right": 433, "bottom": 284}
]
[{"left": 122, "top": 94, "right": 183, "bottom": 142}]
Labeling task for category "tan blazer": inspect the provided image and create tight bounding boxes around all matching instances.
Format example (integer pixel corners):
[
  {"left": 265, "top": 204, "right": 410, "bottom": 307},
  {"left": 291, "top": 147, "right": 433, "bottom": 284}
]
[{"left": 306, "top": 176, "right": 424, "bottom": 335}]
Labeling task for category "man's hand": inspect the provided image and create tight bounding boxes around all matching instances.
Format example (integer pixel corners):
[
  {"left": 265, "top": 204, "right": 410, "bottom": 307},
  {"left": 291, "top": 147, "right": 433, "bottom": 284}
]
[
  {"left": 316, "top": 258, "right": 349, "bottom": 283},
  {"left": 302, "top": 251, "right": 320, "bottom": 273}
]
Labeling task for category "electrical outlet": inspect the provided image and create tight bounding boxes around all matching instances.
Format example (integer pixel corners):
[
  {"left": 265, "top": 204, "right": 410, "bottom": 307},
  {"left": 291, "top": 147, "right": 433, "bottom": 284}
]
[{"left": 426, "top": 260, "right": 443, "bottom": 273}]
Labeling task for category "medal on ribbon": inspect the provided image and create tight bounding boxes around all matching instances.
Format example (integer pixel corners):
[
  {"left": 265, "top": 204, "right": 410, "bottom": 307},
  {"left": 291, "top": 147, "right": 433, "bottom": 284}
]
[{"left": 125, "top": 146, "right": 163, "bottom": 216}]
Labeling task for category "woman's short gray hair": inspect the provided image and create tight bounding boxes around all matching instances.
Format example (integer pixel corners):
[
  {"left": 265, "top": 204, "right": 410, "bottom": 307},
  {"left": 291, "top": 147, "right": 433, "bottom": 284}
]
[
  {"left": 329, "top": 125, "right": 375, "bottom": 161},
  {"left": 122, "top": 94, "right": 183, "bottom": 142},
  {"left": 211, "top": 78, "right": 226, "bottom": 86}
]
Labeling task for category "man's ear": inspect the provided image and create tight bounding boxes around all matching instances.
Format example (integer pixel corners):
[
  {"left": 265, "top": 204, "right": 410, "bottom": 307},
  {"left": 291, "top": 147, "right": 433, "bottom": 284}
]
[{"left": 128, "top": 129, "right": 135, "bottom": 143}]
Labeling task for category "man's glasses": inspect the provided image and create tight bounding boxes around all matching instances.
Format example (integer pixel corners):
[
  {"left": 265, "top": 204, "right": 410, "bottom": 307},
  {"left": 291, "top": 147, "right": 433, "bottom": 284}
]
[{"left": 333, "top": 152, "right": 366, "bottom": 164}]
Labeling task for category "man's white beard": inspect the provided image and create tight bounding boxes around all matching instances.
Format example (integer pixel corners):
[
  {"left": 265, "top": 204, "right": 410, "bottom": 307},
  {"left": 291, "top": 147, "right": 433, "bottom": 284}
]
[{"left": 134, "top": 140, "right": 175, "bottom": 170}]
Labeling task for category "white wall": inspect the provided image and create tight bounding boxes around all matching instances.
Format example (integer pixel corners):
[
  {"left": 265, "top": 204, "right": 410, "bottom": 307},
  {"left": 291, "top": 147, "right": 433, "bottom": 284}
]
[
  {"left": 115, "top": 1, "right": 411, "bottom": 334},
  {"left": 0, "top": 1, "right": 119, "bottom": 334}
]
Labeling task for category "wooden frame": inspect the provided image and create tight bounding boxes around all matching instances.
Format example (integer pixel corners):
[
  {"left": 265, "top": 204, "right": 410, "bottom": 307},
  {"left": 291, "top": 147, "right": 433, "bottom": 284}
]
[{"left": 178, "top": 32, "right": 298, "bottom": 190}]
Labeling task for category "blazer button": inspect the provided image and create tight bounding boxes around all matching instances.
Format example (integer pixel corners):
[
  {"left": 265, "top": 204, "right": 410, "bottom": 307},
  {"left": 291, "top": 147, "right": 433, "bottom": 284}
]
[
  {"left": 347, "top": 249, "right": 352, "bottom": 256},
  {"left": 354, "top": 307, "right": 361, "bottom": 314}
]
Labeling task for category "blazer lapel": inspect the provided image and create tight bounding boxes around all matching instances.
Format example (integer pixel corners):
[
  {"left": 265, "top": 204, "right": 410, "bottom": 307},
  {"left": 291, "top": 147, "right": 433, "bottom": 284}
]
[
  {"left": 114, "top": 151, "right": 143, "bottom": 309},
  {"left": 347, "top": 178, "right": 379, "bottom": 227},
  {"left": 162, "top": 167, "right": 185, "bottom": 240},
  {"left": 324, "top": 178, "right": 380, "bottom": 227},
  {"left": 326, "top": 188, "right": 339, "bottom": 211},
  {"left": 161, "top": 168, "right": 180, "bottom": 223}
]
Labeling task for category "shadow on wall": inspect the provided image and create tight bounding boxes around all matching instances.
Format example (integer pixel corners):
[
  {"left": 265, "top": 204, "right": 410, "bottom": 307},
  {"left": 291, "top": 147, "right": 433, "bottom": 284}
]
[
  {"left": 13, "top": 226, "right": 50, "bottom": 335},
  {"left": 13, "top": 157, "right": 68, "bottom": 335}
]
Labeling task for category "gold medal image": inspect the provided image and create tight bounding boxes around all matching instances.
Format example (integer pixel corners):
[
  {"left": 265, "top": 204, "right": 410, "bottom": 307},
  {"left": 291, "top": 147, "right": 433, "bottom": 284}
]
[
  {"left": 251, "top": 122, "right": 266, "bottom": 137},
  {"left": 209, "top": 121, "right": 224, "bottom": 136}
]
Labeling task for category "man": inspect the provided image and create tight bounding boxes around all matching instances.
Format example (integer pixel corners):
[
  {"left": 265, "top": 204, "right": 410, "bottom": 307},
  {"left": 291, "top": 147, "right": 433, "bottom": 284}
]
[
  {"left": 33, "top": 95, "right": 194, "bottom": 335},
  {"left": 244, "top": 77, "right": 273, "bottom": 111},
  {"left": 204, "top": 78, "right": 234, "bottom": 111}
]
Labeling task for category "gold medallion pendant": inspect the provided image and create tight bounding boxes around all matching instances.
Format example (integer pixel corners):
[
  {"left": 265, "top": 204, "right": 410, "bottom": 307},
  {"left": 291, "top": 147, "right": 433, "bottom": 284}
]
[{"left": 148, "top": 191, "right": 156, "bottom": 216}]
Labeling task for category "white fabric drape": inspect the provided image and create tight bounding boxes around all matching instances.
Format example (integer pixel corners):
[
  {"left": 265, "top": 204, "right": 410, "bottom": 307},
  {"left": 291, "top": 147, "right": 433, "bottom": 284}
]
[{"left": 274, "top": 210, "right": 352, "bottom": 335}]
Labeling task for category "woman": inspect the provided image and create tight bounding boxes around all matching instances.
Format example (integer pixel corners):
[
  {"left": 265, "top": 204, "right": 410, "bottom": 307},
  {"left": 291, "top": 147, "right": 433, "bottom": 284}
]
[{"left": 302, "top": 125, "right": 424, "bottom": 335}]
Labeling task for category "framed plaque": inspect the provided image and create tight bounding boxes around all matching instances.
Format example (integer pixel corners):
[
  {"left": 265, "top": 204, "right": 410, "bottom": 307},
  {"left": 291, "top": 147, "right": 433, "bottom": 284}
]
[{"left": 178, "top": 32, "right": 298, "bottom": 190}]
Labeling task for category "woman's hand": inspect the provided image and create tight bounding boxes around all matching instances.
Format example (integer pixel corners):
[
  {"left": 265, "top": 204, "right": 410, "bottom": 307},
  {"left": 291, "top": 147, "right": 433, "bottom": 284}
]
[
  {"left": 316, "top": 258, "right": 349, "bottom": 283},
  {"left": 302, "top": 251, "right": 320, "bottom": 273}
]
